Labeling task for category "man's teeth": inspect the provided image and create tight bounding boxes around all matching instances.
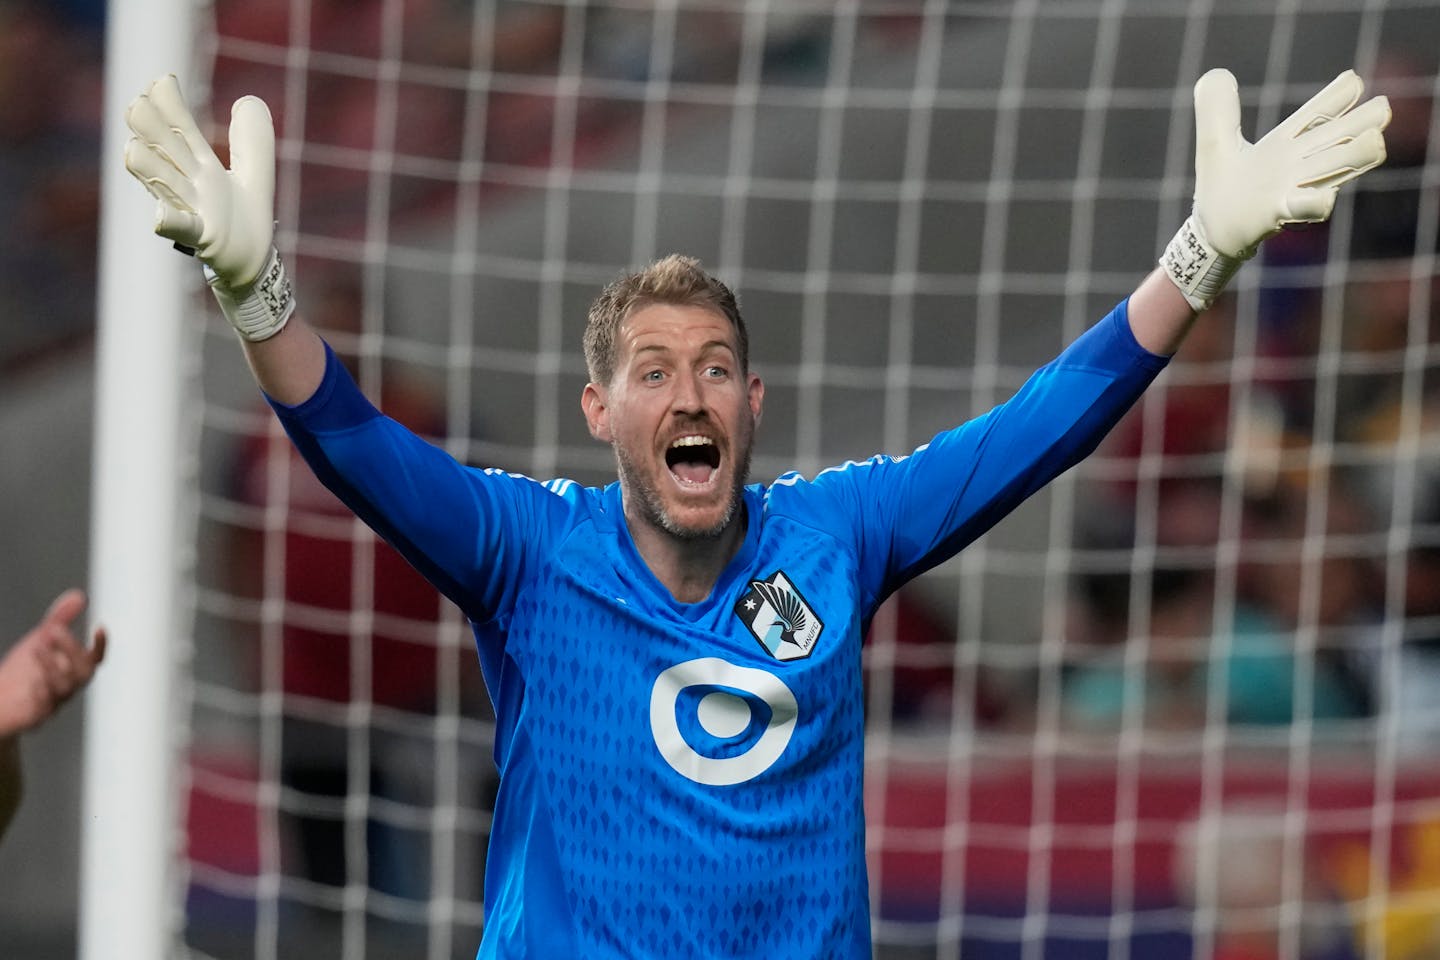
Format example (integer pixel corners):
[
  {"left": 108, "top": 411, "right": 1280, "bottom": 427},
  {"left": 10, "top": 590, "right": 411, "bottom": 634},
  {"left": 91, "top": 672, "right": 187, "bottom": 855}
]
[{"left": 667, "top": 435, "right": 719, "bottom": 485}]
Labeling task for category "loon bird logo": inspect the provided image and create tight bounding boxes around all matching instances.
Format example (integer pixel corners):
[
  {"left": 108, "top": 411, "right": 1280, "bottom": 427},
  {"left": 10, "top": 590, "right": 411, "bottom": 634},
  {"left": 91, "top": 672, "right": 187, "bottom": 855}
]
[
  {"left": 734, "top": 571, "right": 824, "bottom": 661},
  {"left": 753, "top": 580, "right": 808, "bottom": 646}
]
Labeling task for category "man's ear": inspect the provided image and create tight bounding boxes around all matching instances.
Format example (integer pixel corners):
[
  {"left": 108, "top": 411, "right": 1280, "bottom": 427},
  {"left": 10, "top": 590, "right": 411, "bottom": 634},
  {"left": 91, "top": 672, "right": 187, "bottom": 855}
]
[
  {"left": 748, "top": 372, "right": 764, "bottom": 426},
  {"left": 582, "top": 382, "right": 611, "bottom": 442}
]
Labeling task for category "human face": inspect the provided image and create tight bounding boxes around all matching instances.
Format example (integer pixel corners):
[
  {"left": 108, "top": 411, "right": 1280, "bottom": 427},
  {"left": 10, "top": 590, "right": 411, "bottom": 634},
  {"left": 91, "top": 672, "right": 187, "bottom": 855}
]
[{"left": 582, "top": 302, "right": 763, "bottom": 541}]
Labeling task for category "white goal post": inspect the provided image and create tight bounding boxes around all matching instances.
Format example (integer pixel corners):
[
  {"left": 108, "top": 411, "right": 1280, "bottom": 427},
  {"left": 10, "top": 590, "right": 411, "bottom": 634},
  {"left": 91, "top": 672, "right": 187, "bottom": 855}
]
[{"left": 81, "top": 0, "right": 195, "bottom": 957}]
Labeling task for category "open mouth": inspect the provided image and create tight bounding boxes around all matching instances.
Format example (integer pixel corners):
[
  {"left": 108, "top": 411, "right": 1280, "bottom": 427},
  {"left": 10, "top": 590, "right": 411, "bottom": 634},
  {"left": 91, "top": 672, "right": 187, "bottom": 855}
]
[{"left": 665, "top": 435, "right": 721, "bottom": 486}]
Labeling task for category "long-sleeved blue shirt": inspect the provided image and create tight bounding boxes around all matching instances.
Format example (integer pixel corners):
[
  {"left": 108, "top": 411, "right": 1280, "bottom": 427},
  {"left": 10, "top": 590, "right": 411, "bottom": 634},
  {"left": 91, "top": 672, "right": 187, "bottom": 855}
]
[{"left": 268, "top": 299, "right": 1167, "bottom": 958}]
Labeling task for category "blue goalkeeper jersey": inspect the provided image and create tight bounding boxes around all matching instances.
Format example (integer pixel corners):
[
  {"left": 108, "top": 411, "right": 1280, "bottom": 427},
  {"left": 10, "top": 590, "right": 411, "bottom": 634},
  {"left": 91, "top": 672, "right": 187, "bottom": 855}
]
[{"left": 268, "top": 300, "right": 1166, "bottom": 958}]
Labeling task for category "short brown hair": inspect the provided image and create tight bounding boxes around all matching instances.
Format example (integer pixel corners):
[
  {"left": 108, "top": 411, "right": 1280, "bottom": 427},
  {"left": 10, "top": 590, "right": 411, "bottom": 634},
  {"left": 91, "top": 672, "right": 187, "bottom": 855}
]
[{"left": 583, "top": 254, "right": 748, "bottom": 384}]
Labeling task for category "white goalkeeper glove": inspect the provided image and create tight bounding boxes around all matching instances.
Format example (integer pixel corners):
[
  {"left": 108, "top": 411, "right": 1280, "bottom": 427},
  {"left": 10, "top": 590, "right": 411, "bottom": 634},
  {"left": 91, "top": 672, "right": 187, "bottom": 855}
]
[
  {"left": 1161, "top": 68, "right": 1390, "bottom": 312},
  {"left": 123, "top": 74, "right": 294, "bottom": 342}
]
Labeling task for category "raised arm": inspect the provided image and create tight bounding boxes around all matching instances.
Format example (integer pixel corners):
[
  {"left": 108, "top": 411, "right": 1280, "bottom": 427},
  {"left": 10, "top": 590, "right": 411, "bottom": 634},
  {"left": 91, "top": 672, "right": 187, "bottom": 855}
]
[
  {"left": 123, "top": 74, "right": 326, "bottom": 404},
  {"left": 1136, "top": 68, "right": 1390, "bottom": 356},
  {"left": 121, "top": 75, "right": 554, "bottom": 628}
]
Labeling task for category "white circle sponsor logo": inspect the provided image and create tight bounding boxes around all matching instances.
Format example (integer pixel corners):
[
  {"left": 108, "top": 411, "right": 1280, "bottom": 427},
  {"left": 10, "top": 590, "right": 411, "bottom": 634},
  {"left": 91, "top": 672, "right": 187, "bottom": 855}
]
[{"left": 649, "top": 657, "right": 798, "bottom": 786}]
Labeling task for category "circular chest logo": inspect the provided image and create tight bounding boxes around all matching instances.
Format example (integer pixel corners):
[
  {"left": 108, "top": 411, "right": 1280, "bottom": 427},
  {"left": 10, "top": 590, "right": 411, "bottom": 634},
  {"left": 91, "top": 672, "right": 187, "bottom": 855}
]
[{"left": 648, "top": 657, "right": 798, "bottom": 786}]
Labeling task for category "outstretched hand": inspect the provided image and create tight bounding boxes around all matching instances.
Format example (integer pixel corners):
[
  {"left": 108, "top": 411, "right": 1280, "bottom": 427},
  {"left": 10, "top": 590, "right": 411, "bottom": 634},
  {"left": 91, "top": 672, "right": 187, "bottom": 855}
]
[
  {"left": 1162, "top": 68, "right": 1390, "bottom": 312},
  {"left": 1193, "top": 68, "right": 1390, "bottom": 258},
  {"left": 123, "top": 74, "right": 294, "bottom": 342},
  {"left": 123, "top": 74, "right": 277, "bottom": 288},
  {"left": 0, "top": 589, "right": 107, "bottom": 738}
]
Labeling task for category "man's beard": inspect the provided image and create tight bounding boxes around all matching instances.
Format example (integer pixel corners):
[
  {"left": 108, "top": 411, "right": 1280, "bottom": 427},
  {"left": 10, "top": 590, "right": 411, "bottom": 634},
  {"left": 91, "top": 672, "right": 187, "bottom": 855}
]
[{"left": 614, "top": 440, "right": 752, "bottom": 541}]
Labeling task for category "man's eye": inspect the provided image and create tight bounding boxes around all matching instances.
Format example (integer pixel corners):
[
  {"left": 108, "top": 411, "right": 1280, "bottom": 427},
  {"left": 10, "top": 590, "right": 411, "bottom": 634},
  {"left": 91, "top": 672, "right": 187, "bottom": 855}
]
[
  {"left": 643, "top": 370, "right": 665, "bottom": 382},
  {"left": 705, "top": 366, "right": 728, "bottom": 378}
]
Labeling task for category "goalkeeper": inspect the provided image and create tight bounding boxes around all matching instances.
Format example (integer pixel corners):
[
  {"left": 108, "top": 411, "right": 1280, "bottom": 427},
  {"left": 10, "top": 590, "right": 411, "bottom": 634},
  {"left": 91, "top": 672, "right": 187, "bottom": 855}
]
[{"left": 124, "top": 69, "right": 1387, "bottom": 957}]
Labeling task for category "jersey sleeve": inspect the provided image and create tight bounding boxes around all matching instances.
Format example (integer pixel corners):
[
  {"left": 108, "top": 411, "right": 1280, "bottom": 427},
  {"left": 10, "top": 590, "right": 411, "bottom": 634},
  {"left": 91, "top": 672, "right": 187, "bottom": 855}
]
[
  {"left": 264, "top": 341, "right": 555, "bottom": 625},
  {"left": 809, "top": 298, "right": 1169, "bottom": 605}
]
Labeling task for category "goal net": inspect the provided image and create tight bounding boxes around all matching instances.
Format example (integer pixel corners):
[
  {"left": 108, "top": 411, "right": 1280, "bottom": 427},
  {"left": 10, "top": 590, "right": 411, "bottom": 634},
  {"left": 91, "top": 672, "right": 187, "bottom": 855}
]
[{"left": 89, "top": 1, "right": 1440, "bottom": 958}]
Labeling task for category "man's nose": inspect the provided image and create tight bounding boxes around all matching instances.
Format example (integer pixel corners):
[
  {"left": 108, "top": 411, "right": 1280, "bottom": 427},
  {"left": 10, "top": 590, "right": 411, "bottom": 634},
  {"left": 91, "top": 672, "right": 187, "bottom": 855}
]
[{"left": 670, "top": 371, "right": 704, "bottom": 412}]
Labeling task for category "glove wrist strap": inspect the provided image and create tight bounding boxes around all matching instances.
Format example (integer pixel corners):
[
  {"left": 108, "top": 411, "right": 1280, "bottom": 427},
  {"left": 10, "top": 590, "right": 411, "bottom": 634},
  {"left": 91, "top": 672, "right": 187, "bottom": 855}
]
[
  {"left": 1159, "top": 215, "right": 1249, "bottom": 312},
  {"left": 205, "top": 247, "right": 295, "bottom": 342}
]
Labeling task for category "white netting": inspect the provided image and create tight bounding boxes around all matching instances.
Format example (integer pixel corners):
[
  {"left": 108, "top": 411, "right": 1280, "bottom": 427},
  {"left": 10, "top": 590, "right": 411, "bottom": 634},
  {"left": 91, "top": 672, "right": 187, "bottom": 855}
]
[{"left": 146, "top": 1, "right": 1440, "bottom": 958}]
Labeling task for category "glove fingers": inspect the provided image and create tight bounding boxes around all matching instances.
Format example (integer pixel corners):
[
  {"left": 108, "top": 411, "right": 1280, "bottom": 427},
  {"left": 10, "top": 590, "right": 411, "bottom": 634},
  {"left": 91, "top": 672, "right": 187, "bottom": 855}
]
[
  {"left": 1297, "top": 127, "right": 1388, "bottom": 188},
  {"left": 1273, "top": 69, "right": 1363, "bottom": 140},
  {"left": 124, "top": 136, "right": 199, "bottom": 213},
  {"left": 142, "top": 74, "right": 219, "bottom": 170},
  {"left": 125, "top": 92, "right": 202, "bottom": 179},
  {"left": 227, "top": 96, "right": 276, "bottom": 206},
  {"left": 1296, "top": 95, "right": 1391, "bottom": 154},
  {"left": 1193, "top": 68, "right": 1242, "bottom": 162}
]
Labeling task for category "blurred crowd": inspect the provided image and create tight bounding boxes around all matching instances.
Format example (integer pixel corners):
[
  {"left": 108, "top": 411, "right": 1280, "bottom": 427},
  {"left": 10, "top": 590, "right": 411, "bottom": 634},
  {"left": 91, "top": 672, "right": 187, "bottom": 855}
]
[
  {"left": 205, "top": 0, "right": 844, "bottom": 246},
  {"left": 0, "top": 0, "right": 104, "bottom": 374},
  {"left": 858, "top": 49, "right": 1440, "bottom": 756},
  {"left": 1046, "top": 50, "right": 1440, "bottom": 751}
]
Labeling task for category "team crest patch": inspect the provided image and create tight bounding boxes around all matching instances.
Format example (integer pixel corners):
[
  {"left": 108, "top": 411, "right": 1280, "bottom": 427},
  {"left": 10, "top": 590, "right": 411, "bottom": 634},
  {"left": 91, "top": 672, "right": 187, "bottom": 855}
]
[{"left": 734, "top": 571, "right": 824, "bottom": 661}]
